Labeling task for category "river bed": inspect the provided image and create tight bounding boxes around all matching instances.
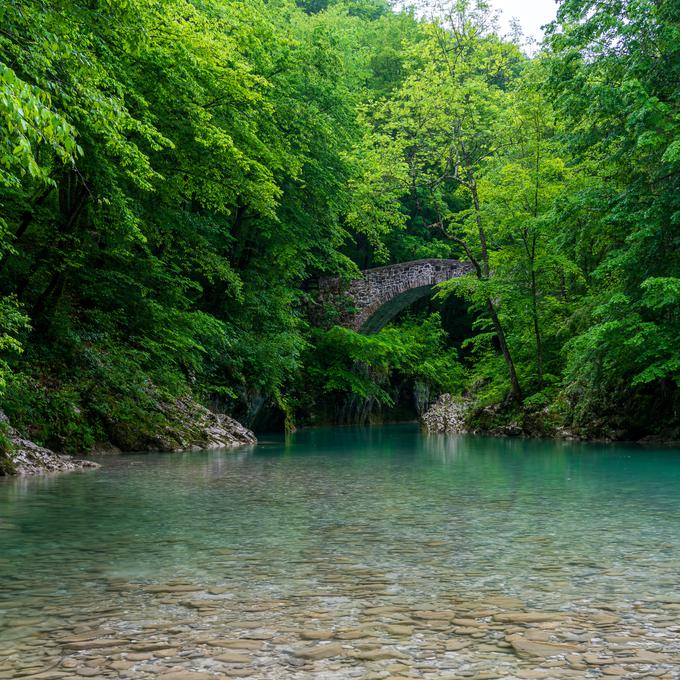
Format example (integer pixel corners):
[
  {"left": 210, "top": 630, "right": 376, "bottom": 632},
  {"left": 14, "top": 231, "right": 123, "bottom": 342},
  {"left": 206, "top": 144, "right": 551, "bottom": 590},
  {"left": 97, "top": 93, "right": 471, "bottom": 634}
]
[{"left": 1, "top": 425, "right": 679, "bottom": 679}]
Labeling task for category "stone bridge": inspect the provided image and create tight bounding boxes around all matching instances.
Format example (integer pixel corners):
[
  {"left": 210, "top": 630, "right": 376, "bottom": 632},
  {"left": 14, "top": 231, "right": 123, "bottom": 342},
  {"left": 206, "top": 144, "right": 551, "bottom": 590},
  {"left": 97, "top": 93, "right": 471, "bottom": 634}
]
[{"left": 319, "top": 258, "right": 473, "bottom": 334}]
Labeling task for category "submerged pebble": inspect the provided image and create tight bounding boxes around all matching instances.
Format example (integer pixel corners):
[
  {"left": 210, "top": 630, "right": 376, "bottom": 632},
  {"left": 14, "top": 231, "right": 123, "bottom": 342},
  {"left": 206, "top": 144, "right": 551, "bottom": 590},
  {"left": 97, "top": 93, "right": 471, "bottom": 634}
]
[{"left": 1, "top": 426, "right": 679, "bottom": 679}]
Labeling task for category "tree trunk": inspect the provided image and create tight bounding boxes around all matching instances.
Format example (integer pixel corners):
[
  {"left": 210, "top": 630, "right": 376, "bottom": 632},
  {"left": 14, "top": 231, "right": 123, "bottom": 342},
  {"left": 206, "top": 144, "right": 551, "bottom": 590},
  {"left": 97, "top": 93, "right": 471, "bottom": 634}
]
[
  {"left": 0, "top": 187, "right": 53, "bottom": 273},
  {"left": 532, "top": 118, "right": 544, "bottom": 387},
  {"left": 530, "top": 266, "right": 544, "bottom": 388},
  {"left": 466, "top": 169, "right": 490, "bottom": 277},
  {"left": 22, "top": 174, "right": 87, "bottom": 324},
  {"left": 31, "top": 271, "right": 65, "bottom": 327},
  {"left": 486, "top": 297, "right": 523, "bottom": 401},
  {"left": 522, "top": 229, "right": 543, "bottom": 390},
  {"left": 467, "top": 172, "right": 523, "bottom": 402}
]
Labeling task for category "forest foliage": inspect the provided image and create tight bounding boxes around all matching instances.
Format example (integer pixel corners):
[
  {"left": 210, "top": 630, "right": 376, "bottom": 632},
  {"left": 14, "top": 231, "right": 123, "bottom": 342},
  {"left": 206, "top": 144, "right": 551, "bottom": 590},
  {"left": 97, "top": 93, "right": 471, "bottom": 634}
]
[{"left": 0, "top": 0, "right": 678, "bottom": 452}]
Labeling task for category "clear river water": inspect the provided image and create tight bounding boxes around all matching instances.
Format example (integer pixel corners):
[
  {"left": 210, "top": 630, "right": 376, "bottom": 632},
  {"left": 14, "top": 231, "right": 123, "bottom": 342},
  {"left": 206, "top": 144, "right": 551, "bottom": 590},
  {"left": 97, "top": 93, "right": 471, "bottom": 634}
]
[{"left": 1, "top": 424, "right": 679, "bottom": 680}]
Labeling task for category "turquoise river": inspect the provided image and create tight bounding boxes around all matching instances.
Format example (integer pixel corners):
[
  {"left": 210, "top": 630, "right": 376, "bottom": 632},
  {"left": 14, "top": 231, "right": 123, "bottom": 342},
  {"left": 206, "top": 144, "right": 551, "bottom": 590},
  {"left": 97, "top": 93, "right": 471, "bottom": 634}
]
[{"left": 1, "top": 424, "right": 679, "bottom": 679}]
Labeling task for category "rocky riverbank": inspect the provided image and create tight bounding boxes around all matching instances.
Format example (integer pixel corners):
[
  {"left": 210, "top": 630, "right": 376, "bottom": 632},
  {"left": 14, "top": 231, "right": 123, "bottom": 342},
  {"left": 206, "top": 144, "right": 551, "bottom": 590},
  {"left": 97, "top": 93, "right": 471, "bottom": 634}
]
[
  {"left": 0, "top": 398, "right": 256, "bottom": 476},
  {"left": 0, "top": 412, "right": 99, "bottom": 475},
  {"left": 421, "top": 394, "right": 582, "bottom": 440}
]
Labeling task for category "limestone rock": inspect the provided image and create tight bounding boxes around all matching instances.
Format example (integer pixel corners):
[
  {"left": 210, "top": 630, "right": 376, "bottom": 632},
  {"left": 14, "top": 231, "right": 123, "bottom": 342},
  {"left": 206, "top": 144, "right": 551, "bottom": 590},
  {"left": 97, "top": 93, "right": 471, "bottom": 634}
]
[
  {"left": 506, "top": 634, "right": 582, "bottom": 658},
  {"left": 207, "top": 639, "right": 263, "bottom": 650},
  {"left": 294, "top": 643, "right": 344, "bottom": 660},
  {"left": 420, "top": 394, "right": 468, "bottom": 434},
  {"left": 214, "top": 651, "right": 251, "bottom": 664},
  {"left": 0, "top": 411, "right": 100, "bottom": 476},
  {"left": 64, "top": 639, "right": 129, "bottom": 650},
  {"left": 159, "top": 672, "right": 214, "bottom": 680},
  {"left": 445, "top": 639, "right": 472, "bottom": 651},
  {"left": 143, "top": 584, "right": 203, "bottom": 594},
  {"left": 351, "top": 648, "right": 408, "bottom": 661},
  {"left": 300, "top": 630, "right": 335, "bottom": 640},
  {"left": 493, "top": 611, "right": 569, "bottom": 624},
  {"left": 413, "top": 610, "right": 456, "bottom": 621},
  {"left": 130, "top": 395, "right": 256, "bottom": 452}
]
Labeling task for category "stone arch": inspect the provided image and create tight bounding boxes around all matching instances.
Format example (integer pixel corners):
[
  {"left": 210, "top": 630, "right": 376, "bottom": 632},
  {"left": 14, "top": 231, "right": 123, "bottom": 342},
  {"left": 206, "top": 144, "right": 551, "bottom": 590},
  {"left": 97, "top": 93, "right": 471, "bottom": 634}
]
[{"left": 319, "top": 259, "right": 473, "bottom": 333}]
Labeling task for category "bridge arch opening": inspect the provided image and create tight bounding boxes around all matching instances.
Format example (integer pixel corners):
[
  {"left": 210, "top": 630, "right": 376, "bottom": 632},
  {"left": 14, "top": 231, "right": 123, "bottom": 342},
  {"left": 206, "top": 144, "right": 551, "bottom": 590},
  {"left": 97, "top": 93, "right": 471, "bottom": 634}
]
[{"left": 359, "top": 284, "right": 435, "bottom": 334}]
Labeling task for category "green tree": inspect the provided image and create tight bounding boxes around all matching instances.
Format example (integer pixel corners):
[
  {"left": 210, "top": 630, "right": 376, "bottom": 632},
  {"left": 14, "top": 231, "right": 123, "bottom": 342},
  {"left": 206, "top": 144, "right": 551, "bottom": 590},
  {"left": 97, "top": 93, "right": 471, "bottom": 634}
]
[
  {"left": 359, "top": 1, "right": 526, "bottom": 400},
  {"left": 543, "top": 0, "right": 680, "bottom": 434}
]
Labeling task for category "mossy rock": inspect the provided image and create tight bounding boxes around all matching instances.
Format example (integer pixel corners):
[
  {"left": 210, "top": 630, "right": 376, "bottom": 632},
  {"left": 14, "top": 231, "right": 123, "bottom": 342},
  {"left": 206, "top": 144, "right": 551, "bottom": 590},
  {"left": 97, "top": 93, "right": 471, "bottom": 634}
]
[
  {"left": 0, "top": 420, "right": 16, "bottom": 475},
  {"left": 0, "top": 450, "right": 17, "bottom": 475},
  {"left": 102, "top": 394, "right": 255, "bottom": 452}
]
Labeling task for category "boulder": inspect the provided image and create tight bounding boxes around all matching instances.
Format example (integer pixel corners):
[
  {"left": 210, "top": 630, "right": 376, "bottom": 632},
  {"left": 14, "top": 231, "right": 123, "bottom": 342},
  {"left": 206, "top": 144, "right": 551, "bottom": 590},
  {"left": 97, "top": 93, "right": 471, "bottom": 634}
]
[
  {"left": 421, "top": 394, "right": 468, "bottom": 434},
  {"left": 506, "top": 634, "right": 582, "bottom": 658},
  {"left": 152, "top": 396, "right": 256, "bottom": 451},
  {"left": 104, "top": 395, "right": 256, "bottom": 452}
]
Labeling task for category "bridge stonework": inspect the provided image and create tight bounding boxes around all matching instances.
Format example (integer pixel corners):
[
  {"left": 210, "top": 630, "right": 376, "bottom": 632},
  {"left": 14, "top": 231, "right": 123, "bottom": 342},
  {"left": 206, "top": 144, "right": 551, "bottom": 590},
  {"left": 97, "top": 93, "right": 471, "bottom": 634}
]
[{"left": 319, "top": 259, "right": 473, "bottom": 334}]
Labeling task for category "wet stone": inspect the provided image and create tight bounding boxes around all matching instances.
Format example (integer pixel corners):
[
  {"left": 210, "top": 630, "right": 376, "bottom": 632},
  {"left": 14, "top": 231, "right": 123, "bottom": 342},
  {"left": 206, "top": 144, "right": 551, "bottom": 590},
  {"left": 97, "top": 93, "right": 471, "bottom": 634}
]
[
  {"left": 493, "top": 612, "right": 569, "bottom": 624},
  {"left": 214, "top": 651, "right": 251, "bottom": 663},
  {"left": 143, "top": 585, "right": 204, "bottom": 594},
  {"left": 412, "top": 610, "right": 456, "bottom": 621},
  {"left": 63, "top": 639, "right": 129, "bottom": 650},
  {"left": 294, "top": 643, "right": 344, "bottom": 660},
  {"left": 445, "top": 639, "right": 473, "bottom": 651},
  {"left": 337, "top": 630, "right": 374, "bottom": 640},
  {"left": 153, "top": 648, "right": 180, "bottom": 658},
  {"left": 109, "top": 660, "right": 134, "bottom": 670},
  {"left": 384, "top": 625, "right": 413, "bottom": 637},
  {"left": 158, "top": 672, "right": 218, "bottom": 680},
  {"left": 300, "top": 629, "right": 335, "bottom": 640},
  {"left": 206, "top": 639, "right": 263, "bottom": 650},
  {"left": 3, "top": 428, "right": 680, "bottom": 680},
  {"left": 351, "top": 648, "right": 408, "bottom": 661},
  {"left": 506, "top": 634, "right": 582, "bottom": 658},
  {"left": 132, "top": 643, "right": 176, "bottom": 652}
]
